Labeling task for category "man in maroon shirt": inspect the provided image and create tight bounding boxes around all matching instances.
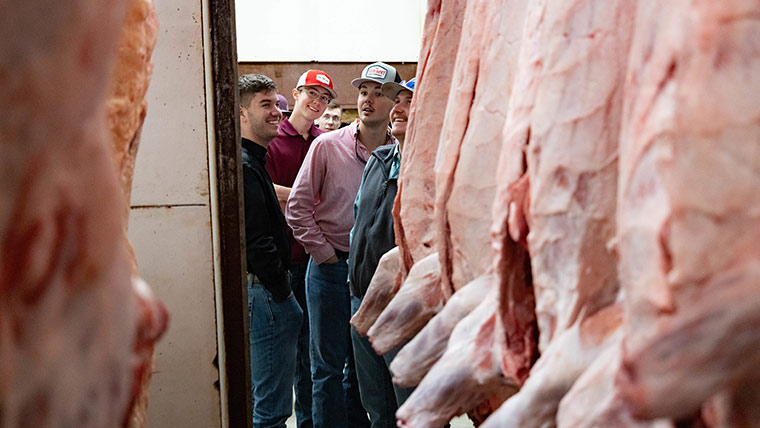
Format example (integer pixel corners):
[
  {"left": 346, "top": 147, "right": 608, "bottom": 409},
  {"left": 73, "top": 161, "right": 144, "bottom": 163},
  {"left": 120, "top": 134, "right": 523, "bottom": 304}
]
[{"left": 264, "top": 69, "right": 337, "bottom": 428}]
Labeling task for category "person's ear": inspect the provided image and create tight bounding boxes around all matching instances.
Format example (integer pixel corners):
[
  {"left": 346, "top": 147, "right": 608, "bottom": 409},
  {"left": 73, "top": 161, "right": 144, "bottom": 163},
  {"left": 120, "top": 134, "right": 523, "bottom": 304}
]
[{"left": 292, "top": 88, "right": 299, "bottom": 103}]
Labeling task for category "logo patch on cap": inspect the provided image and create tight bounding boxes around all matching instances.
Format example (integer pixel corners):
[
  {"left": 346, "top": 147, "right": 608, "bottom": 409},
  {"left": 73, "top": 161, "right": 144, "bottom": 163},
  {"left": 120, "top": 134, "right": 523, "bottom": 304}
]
[
  {"left": 316, "top": 74, "right": 331, "bottom": 85},
  {"left": 366, "top": 66, "right": 388, "bottom": 79}
]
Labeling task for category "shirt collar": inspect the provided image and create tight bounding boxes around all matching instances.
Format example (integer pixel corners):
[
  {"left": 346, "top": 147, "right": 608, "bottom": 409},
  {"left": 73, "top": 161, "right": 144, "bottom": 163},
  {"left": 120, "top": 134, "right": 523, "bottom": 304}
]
[
  {"left": 279, "top": 117, "right": 323, "bottom": 139},
  {"left": 353, "top": 119, "right": 396, "bottom": 154},
  {"left": 241, "top": 137, "right": 267, "bottom": 160}
]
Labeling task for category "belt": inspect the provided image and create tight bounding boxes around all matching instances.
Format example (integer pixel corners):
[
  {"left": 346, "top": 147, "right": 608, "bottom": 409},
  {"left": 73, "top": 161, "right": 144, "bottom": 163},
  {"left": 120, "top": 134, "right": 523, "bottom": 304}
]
[{"left": 335, "top": 250, "right": 349, "bottom": 259}]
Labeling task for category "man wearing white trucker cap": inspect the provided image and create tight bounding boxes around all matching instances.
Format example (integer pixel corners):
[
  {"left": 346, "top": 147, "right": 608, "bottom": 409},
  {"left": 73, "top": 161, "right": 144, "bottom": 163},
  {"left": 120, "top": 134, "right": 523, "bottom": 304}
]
[
  {"left": 265, "top": 69, "right": 336, "bottom": 428},
  {"left": 286, "top": 62, "right": 400, "bottom": 428},
  {"left": 348, "top": 77, "right": 416, "bottom": 428}
]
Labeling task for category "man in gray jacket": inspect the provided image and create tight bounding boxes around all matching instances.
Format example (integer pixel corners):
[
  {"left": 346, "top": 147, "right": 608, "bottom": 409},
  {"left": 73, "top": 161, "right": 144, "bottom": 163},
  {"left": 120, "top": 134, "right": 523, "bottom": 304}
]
[{"left": 348, "top": 77, "right": 415, "bottom": 428}]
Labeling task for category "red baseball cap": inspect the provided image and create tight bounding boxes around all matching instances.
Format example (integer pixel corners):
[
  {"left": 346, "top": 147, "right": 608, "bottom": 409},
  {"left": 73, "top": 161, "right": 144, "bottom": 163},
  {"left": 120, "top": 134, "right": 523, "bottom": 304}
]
[{"left": 296, "top": 69, "right": 337, "bottom": 99}]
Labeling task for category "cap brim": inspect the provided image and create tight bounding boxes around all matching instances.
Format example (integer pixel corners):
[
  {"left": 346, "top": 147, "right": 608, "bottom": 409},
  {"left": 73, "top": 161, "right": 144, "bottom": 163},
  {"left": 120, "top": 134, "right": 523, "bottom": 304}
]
[
  {"left": 352, "top": 77, "right": 387, "bottom": 89},
  {"left": 381, "top": 81, "right": 411, "bottom": 99},
  {"left": 297, "top": 84, "right": 337, "bottom": 99}
]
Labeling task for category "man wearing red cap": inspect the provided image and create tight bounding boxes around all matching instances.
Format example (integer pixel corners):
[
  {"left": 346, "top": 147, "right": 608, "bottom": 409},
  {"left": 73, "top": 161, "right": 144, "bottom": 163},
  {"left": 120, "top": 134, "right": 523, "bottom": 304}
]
[
  {"left": 286, "top": 62, "right": 400, "bottom": 428},
  {"left": 265, "top": 69, "right": 336, "bottom": 428}
]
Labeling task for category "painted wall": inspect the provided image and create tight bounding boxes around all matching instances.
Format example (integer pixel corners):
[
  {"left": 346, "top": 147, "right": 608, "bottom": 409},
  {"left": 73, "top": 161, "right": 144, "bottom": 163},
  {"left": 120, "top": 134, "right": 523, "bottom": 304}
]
[
  {"left": 236, "top": 0, "right": 426, "bottom": 62},
  {"left": 128, "top": 0, "right": 223, "bottom": 426}
]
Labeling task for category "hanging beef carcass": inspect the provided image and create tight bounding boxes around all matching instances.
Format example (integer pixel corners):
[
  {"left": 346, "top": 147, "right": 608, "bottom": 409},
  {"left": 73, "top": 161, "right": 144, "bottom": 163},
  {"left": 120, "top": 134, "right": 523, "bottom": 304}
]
[
  {"left": 549, "top": 0, "right": 760, "bottom": 426},
  {"left": 367, "top": 252, "right": 443, "bottom": 354},
  {"left": 393, "top": 0, "right": 463, "bottom": 273},
  {"left": 612, "top": 0, "right": 760, "bottom": 420},
  {"left": 517, "top": 0, "right": 632, "bottom": 352},
  {"left": 0, "top": 0, "right": 167, "bottom": 426},
  {"left": 106, "top": 0, "right": 168, "bottom": 426},
  {"left": 388, "top": 0, "right": 537, "bottom": 425},
  {"left": 368, "top": 0, "right": 530, "bottom": 358},
  {"left": 393, "top": 0, "right": 466, "bottom": 278},
  {"left": 389, "top": 273, "right": 494, "bottom": 388},
  {"left": 361, "top": 0, "right": 759, "bottom": 425},
  {"left": 555, "top": 341, "right": 676, "bottom": 428},
  {"left": 488, "top": 0, "right": 760, "bottom": 426},
  {"left": 431, "top": 0, "right": 518, "bottom": 298},
  {"left": 350, "top": 246, "right": 401, "bottom": 336},
  {"left": 396, "top": 297, "right": 518, "bottom": 428},
  {"left": 480, "top": 0, "right": 637, "bottom": 425}
]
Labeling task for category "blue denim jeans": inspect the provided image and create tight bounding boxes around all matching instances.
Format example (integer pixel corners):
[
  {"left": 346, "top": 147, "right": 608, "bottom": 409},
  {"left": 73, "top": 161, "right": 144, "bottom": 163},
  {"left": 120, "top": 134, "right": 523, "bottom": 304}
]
[
  {"left": 249, "top": 278, "right": 303, "bottom": 428},
  {"left": 306, "top": 256, "right": 369, "bottom": 428},
  {"left": 290, "top": 262, "right": 313, "bottom": 428},
  {"left": 350, "top": 295, "right": 399, "bottom": 428}
]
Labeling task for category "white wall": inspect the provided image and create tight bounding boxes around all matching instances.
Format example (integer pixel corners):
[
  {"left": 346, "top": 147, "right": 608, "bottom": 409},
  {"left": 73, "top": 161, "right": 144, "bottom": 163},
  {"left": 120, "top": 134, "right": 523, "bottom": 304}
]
[
  {"left": 236, "top": 0, "right": 426, "bottom": 62},
  {"left": 128, "top": 0, "right": 223, "bottom": 426}
]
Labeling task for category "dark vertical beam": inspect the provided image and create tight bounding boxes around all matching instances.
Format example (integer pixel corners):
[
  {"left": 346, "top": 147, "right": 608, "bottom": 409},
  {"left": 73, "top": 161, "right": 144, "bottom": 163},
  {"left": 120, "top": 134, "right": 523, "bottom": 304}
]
[{"left": 207, "top": 0, "right": 251, "bottom": 427}]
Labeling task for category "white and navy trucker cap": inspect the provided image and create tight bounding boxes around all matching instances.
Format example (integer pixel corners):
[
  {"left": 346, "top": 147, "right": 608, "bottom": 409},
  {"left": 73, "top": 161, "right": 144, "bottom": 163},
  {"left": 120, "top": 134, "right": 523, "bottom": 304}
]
[{"left": 351, "top": 62, "right": 402, "bottom": 88}]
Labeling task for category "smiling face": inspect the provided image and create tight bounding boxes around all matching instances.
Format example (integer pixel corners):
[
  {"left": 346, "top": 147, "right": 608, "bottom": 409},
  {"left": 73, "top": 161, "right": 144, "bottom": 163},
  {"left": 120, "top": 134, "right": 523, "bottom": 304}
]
[
  {"left": 240, "top": 89, "right": 282, "bottom": 145},
  {"left": 292, "top": 85, "right": 332, "bottom": 122},
  {"left": 357, "top": 82, "right": 394, "bottom": 128},
  {"left": 390, "top": 90, "right": 412, "bottom": 142}
]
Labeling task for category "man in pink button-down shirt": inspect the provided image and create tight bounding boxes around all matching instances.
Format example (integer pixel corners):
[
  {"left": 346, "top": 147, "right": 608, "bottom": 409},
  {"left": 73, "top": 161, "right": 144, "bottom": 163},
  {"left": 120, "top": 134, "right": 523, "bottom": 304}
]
[{"left": 286, "top": 62, "right": 400, "bottom": 428}]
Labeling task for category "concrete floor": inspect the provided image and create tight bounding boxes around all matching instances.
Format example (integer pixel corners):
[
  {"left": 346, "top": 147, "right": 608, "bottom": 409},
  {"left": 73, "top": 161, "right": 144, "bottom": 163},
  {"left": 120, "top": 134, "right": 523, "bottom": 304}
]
[{"left": 285, "top": 413, "right": 474, "bottom": 428}]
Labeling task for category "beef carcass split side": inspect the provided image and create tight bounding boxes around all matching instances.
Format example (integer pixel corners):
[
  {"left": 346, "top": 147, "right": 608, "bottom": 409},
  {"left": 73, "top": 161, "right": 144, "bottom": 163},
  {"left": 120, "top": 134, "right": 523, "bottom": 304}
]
[
  {"left": 481, "top": 305, "right": 623, "bottom": 428},
  {"left": 701, "top": 378, "right": 760, "bottom": 428},
  {"left": 0, "top": 0, "right": 167, "bottom": 426},
  {"left": 484, "top": 0, "right": 636, "bottom": 424},
  {"left": 555, "top": 341, "right": 675, "bottom": 428},
  {"left": 1, "top": 0, "right": 134, "bottom": 425},
  {"left": 433, "top": 0, "right": 528, "bottom": 299},
  {"left": 109, "top": 0, "right": 159, "bottom": 228},
  {"left": 523, "top": 0, "right": 633, "bottom": 351},
  {"left": 486, "top": 0, "right": 546, "bottom": 388},
  {"left": 393, "top": 0, "right": 466, "bottom": 282},
  {"left": 106, "top": 1, "right": 169, "bottom": 426},
  {"left": 350, "top": 246, "right": 401, "bottom": 336},
  {"left": 389, "top": 274, "right": 494, "bottom": 388},
  {"left": 614, "top": 0, "right": 760, "bottom": 420},
  {"left": 396, "top": 299, "right": 518, "bottom": 428},
  {"left": 367, "top": 252, "right": 442, "bottom": 354},
  {"left": 371, "top": 0, "right": 532, "bottom": 380}
]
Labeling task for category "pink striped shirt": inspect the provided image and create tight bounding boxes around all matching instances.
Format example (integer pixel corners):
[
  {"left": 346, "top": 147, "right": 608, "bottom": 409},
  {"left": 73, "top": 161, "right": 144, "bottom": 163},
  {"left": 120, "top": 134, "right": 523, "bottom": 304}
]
[{"left": 286, "top": 120, "right": 395, "bottom": 264}]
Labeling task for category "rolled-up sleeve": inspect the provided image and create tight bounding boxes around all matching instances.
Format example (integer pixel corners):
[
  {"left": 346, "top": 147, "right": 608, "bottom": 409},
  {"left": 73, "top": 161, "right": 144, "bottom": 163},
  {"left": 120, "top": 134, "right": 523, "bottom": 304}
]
[{"left": 286, "top": 139, "right": 334, "bottom": 264}]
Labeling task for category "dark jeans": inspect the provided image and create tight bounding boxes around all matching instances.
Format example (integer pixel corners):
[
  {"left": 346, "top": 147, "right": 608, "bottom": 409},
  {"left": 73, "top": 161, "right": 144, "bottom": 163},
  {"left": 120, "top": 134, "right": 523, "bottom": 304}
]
[
  {"left": 290, "top": 262, "right": 313, "bottom": 428},
  {"left": 345, "top": 344, "right": 369, "bottom": 428},
  {"left": 350, "top": 295, "right": 399, "bottom": 428},
  {"left": 306, "top": 256, "right": 369, "bottom": 428},
  {"left": 382, "top": 348, "right": 414, "bottom": 408},
  {"left": 248, "top": 278, "right": 303, "bottom": 428}
]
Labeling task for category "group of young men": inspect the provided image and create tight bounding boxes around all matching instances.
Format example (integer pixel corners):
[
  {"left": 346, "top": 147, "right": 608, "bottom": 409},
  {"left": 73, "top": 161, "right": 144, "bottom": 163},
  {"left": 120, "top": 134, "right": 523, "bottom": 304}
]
[{"left": 238, "top": 62, "right": 416, "bottom": 428}]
